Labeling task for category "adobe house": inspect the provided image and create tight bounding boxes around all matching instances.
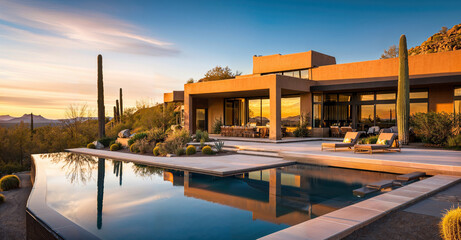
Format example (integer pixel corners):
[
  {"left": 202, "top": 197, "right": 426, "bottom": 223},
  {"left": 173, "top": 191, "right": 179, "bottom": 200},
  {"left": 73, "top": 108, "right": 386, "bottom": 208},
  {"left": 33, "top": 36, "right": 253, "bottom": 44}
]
[{"left": 164, "top": 50, "right": 461, "bottom": 140}]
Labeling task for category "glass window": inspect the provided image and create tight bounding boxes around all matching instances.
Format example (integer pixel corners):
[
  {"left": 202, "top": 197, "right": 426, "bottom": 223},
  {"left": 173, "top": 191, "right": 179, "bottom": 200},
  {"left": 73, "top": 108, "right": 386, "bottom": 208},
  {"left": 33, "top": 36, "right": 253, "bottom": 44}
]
[
  {"left": 359, "top": 93, "right": 374, "bottom": 101},
  {"left": 261, "top": 99, "right": 270, "bottom": 126},
  {"left": 455, "top": 87, "right": 461, "bottom": 97},
  {"left": 455, "top": 100, "right": 461, "bottom": 115},
  {"left": 376, "top": 93, "right": 396, "bottom": 100},
  {"left": 376, "top": 104, "right": 396, "bottom": 128},
  {"left": 325, "top": 94, "right": 337, "bottom": 102},
  {"left": 300, "top": 70, "right": 308, "bottom": 79},
  {"left": 281, "top": 97, "right": 300, "bottom": 128},
  {"left": 410, "top": 102, "right": 428, "bottom": 115},
  {"left": 358, "top": 105, "right": 374, "bottom": 124},
  {"left": 338, "top": 94, "right": 351, "bottom": 102},
  {"left": 196, "top": 109, "right": 206, "bottom": 131},
  {"left": 248, "top": 99, "right": 261, "bottom": 126},
  {"left": 224, "top": 99, "right": 245, "bottom": 126},
  {"left": 275, "top": 72, "right": 283, "bottom": 75},
  {"left": 410, "top": 91, "right": 428, "bottom": 99},
  {"left": 313, "top": 94, "right": 322, "bottom": 103},
  {"left": 225, "top": 101, "right": 233, "bottom": 125},
  {"left": 313, "top": 103, "right": 322, "bottom": 128},
  {"left": 292, "top": 71, "right": 301, "bottom": 78},
  {"left": 283, "top": 71, "right": 294, "bottom": 77}
]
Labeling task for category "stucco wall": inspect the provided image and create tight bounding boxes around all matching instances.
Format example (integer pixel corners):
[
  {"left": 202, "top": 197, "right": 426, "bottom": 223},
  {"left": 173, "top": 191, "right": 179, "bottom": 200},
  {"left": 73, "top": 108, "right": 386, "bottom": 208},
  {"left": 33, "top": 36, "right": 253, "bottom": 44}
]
[
  {"left": 429, "top": 85, "right": 454, "bottom": 113},
  {"left": 311, "top": 50, "right": 461, "bottom": 81},
  {"left": 207, "top": 98, "right": 224, "bottom": 133},
  {"left": 253, "top": 51, "right": 335, "bottom": 74}
]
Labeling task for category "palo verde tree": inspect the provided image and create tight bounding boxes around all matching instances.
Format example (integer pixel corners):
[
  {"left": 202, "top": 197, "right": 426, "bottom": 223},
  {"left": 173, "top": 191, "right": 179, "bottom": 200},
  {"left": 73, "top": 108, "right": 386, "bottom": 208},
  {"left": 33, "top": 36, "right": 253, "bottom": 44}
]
[
  {"left": 97, "top": 54, "right": 105, "bottom": 138},
  {"left": 397, "top": 35, "right": 410, "bottom": 145}
]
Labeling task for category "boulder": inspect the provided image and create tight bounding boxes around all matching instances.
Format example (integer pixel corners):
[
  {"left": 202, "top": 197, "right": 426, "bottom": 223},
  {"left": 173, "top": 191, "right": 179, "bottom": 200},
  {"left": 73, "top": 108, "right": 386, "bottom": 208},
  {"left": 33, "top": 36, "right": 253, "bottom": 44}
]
[
  {"left": 118, "top": 129, "right": 131, "bottom": 138},
  {"left": 92, "top": 141, "right": 104, "bottom": 149}
]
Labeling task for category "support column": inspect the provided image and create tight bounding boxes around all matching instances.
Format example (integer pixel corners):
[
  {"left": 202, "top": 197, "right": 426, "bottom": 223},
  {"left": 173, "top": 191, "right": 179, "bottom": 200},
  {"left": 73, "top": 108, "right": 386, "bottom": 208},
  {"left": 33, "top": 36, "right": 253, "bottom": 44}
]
[
  {"left": 184, "top": 94, "right": 193, "bottom": 133},
  {"left": 300, "top": 93, "right": 312, "bottom": 124},
  {"left": 184, "top": 171, "right": 190, "bottom": 189},
  {"left": 269, "top": 87, "right": 282, "bottom": 140}
]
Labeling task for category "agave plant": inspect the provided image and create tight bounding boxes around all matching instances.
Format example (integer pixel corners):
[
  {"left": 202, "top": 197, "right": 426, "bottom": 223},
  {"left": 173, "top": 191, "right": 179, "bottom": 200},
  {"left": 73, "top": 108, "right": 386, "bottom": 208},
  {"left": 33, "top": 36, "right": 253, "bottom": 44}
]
[{"left": 214, "top": 140, "right": 225, "bottom": 153}]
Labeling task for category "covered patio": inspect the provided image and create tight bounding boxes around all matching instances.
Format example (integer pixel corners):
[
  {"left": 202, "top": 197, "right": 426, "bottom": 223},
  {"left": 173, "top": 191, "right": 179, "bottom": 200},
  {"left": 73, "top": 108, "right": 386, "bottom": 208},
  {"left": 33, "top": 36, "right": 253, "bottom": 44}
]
[{"left": 184, "top": 74, "right": 314, "bottom": 140}]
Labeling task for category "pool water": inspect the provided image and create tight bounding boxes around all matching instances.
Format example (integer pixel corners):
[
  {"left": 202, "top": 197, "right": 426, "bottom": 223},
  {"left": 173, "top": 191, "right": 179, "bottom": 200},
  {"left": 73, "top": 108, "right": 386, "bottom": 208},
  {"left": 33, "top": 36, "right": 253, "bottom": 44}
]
[{"left": 35, "top": 153, "right": 395, "bottom": 239}]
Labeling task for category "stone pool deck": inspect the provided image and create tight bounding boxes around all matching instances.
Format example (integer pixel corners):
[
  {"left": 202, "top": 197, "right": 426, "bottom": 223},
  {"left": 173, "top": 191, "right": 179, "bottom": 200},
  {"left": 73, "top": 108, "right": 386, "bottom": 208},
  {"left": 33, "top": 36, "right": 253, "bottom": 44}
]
[
  {"left": 221, "top": 140, "right": 461, "bottom": 176},
  {"left": 260, "top": 175, "right": 461, "bottom": 240},
  {"left": 66, "top": 148, "right": 295, "bottom": 177}
]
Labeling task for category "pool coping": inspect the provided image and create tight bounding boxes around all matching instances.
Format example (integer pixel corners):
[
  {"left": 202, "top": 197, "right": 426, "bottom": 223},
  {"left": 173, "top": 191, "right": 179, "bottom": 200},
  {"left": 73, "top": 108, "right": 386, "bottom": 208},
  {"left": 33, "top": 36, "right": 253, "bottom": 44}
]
[
  {"left": 27, "top": 154, "right": 100, "bottom": 240},
  {"left": 259, "top": 174, "right": 461, "bottom": 240},
  {"left": 65, "top": 148, "right": 295, "bottom": 177}
]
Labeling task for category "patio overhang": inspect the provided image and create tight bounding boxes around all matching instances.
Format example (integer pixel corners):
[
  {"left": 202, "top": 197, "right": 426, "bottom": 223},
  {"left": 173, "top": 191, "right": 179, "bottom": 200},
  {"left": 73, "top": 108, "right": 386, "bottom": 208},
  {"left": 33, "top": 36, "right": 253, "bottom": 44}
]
[
  {"left": 164, "top": 90, "right": 184, "bottom": 103},
  {"left": 184, "top": 74, "right": 314, "bottom": 140}
]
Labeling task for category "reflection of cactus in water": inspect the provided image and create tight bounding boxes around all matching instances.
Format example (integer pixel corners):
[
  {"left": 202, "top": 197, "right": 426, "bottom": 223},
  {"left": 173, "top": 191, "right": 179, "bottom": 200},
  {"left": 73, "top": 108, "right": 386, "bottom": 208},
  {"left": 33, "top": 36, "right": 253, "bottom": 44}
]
[
  {"left": 97, "top": 158, "right": 105, "bottom": 229},
  {"left": 113, "top": 161, "right": 123, "bottom": 186}
]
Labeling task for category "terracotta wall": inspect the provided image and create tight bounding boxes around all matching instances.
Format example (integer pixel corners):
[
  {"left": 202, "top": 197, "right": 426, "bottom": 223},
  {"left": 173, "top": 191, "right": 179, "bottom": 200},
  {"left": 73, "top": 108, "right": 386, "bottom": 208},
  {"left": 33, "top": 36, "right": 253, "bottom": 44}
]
[
  {"left": 311, "top": 50, "right": 461, "bottom": 81},
  {"left": 207, "top": 98, "right": 224, "bottom": 133},
  {"left": 253, "top": 51, "right": 335, "bottom": 74},
  {"left": 429, "top": 85, "right": 454, "bottom": 113}
]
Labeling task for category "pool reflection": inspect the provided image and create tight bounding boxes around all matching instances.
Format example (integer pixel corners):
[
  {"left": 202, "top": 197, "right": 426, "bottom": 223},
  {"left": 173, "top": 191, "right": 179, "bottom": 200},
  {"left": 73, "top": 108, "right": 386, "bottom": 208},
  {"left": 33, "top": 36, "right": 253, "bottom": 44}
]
[{"left": 39, "top": 153, "right": 395, "bottom": 240}]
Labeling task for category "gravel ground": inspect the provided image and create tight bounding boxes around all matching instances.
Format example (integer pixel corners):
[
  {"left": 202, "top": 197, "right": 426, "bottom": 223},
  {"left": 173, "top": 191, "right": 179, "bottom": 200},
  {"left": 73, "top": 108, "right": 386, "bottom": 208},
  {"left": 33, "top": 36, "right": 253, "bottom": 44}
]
[
  {"left": 0, "top": 172, "right": 32, "bottom": 240},
  {"left": 343, "top": 211, "right": 441, "bottom": 240}
]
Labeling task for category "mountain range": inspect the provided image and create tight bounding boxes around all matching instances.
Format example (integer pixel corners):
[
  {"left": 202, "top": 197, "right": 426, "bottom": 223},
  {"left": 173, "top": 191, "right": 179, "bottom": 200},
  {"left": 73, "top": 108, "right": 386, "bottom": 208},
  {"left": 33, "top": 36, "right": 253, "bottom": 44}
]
[{"left": 0, "top": 114, "right": 60, "bottom": 123}]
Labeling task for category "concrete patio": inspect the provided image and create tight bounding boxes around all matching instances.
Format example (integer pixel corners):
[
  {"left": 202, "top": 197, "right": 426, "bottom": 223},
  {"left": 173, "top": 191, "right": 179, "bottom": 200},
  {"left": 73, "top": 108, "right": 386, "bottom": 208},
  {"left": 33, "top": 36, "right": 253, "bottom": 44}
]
[
  {"left": 66, "top": 148, "right": 295, "bottom": 177},
  {"left": 220, "top": 140, "right": 461, "bottom": 176}
]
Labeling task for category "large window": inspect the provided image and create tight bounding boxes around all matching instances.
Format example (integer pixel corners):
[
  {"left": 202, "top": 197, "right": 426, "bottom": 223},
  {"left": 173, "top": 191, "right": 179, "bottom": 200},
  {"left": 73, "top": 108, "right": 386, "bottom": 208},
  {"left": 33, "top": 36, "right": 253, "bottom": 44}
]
[
  {"left": 247, "top": 98, "right": 270, "bottom": 126},
  {"left": 224, "top": 98, "right": 245, "bottom": 126},
  {"left": 281, "top": 97, "right": 300, "bottom": 128},
  {"left": 261, "top": 69, "right": 309, "bottom": 79},
  {"left": 376, "top": 104, "right": 396, "bottom": 128},
  {"left": 358, "top": 105, "right": 374, "bottom": 130},
  {"left": 410, "top": 103, "right": 428, "bottom": 115},
  {"left": 455, "top": 87, "right": 461, "bottom": 115}
]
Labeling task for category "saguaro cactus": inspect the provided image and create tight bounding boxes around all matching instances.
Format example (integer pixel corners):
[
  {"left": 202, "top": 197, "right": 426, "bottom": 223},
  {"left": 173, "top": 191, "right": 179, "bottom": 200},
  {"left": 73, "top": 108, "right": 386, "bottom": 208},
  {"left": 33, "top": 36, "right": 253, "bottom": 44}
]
[
  {"left": 397, "top": 35, "right": 410, "bottom": 145},
  {"left": 119, "top": 88, "right": 123, "bottom": 119},
  {"left": 97, "top": 54, "right": 105, "bottom": 138},
  {"left": 116, "top": 100, "right": 120, "bottom": 123},
  {"left": 30, "top": 113, "right": 34, "bottom": 140},
  {"left": 113, "top": 106, "right": 117, "bottom": 123}
]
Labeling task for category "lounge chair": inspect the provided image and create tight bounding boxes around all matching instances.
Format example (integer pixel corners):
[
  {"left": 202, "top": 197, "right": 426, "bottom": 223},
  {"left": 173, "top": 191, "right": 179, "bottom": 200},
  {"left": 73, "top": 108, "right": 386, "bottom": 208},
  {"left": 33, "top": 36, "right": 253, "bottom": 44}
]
[
  {"left": 354, "top": 133, "right": 400, "bottom": 154},
  {"left": 321, "top": 132, "right": 361, "bottom": 151}
]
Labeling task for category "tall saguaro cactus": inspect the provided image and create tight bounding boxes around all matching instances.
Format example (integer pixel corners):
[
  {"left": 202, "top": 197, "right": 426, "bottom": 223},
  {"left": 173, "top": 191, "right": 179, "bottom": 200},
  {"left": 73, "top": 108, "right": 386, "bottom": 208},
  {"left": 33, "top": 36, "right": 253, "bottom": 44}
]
[
  {"left": 30, "top": 113, "right": 34, "bottom": 140},
  {"left": 119, "top": 88, "right": 123, "bottom": 119},
  {"left": 397, "top": 35, "right": 410, "bottom": 145},
  {"left": 97, "top": 54, "right": 105, "bottom": 138},
  {"left": 113, "top": 106, "right": 117, "bottom": 123},
  {"left": 116, "top": 100, "right": 120, "bottom": 123}
]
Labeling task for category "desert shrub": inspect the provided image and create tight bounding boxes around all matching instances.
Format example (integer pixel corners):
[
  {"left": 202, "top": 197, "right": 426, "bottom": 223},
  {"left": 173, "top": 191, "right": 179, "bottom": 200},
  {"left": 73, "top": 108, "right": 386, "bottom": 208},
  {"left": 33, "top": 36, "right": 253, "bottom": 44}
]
[
  {"left": 212, "top": 118, "right": 223, "bottom": 134},
  {"left": 202, "top": 145, "right": 213, "bottom": 155},
  {"left": 200, "top": 138, "right": 205, "bottom": 148},
  {"left": 109, "top": 139, "right": 117, "bottom": 146},
  {"left": 110, "top": 144, "right": 120, "bottom": 151},
  {"left": 128, "top": 132, "right": 148, "bottom": 146},
  {"left": 186, "top": 145, "right": 197, "bottom": 155},
  {"left": 153, "top": 146, "right": 160, "bottom": 156},
  {"left": 159, "top": 129, "right": 191, "bottom": 155},
  {"left": 0, "top": 175, "right": 20, "bottom": 191},
  {"left": 87, "top": 143, "right": 96, "bottom": 149},
  {"left": 410, "top": 112, "right": 457, "bottom": 146},
  {"left": 195, "top": 130, "right": 209, "bottom": 142},
  {"left": 147, "top": 128, "right": 167, "bottom": 143},
  {"left": 293, "top": 114, "right": 311, "bottom": 137},
  {"left": 97, "top": 137, "right": 115, "bottom": 147},
  {"left": 359, "top": 135, "right": 379, "bottom": 144},
  {"left": 0, "top": 163, "right": 27, "bottom": 175},
  {"left": 447, "top": 135, "right": 461, "bottom": 150},
  {"left": 175, "top": 148, "right": 186, "bottom": 156},
  {"left": 106, "top": 122, "right": 132, "bottom": 138},
  {"left": 214, "top": 140, "right": 225, "bottom": 152},
  {"left": 440, "top": 207, "right": 461, "bottom": 240},
  {"left": 0, "top": 194, "right": 4, "bottom": 204},
  {"left": 130, "top": 143, "right": 139, "bottom": 153},
  {"left": 136, "top": 138, "right": 152, "bottom": 154}
]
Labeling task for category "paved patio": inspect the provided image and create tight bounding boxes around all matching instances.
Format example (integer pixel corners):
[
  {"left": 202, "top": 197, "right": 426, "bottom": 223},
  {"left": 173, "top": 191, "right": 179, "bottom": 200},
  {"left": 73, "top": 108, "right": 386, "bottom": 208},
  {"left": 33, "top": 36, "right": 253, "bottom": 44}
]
[
  {"left": 221, "top": 140, "right": 461, "bottom": 176},
  {"left": 66, "top": 148, "right": 295, "bottom": 176}
]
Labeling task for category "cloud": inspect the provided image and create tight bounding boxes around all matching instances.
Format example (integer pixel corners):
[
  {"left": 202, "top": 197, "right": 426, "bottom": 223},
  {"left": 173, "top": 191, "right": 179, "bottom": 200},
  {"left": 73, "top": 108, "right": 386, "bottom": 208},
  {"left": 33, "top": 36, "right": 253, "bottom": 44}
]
[{"left": 0, "top": 0, "right": 179, "bottom": 56}]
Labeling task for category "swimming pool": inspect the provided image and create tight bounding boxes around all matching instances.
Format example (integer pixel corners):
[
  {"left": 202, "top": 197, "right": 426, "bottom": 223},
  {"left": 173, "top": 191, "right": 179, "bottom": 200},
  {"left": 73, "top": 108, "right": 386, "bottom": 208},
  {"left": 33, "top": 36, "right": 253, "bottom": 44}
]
[{"left": 28, "top": 153, "right": 396, "bottom": 239}]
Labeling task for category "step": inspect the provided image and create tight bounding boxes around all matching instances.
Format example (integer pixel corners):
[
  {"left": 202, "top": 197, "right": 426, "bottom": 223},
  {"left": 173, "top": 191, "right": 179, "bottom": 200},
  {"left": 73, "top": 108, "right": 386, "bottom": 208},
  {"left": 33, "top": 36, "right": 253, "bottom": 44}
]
[
  {"left": 353, "top": 187, "right": 379, "bottom": 198},
  {"left": 236, "top": 150, "right": 281, "bottom": 158},
  {"left": 396, "top": 171, "right": 426, "bottom": 181},
  {"left": 366, "top": 179, "right": 394, "bottom": 190}
]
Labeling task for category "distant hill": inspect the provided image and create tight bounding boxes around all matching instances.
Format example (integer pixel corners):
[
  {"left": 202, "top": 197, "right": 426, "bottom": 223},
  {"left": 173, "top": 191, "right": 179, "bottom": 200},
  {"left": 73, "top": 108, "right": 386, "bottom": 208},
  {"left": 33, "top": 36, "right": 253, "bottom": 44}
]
[
  {"left": 409, "top": 23, "right": 461, "bottom": 56},
  {"left": 0, "top": 114, "right": 61, "bottom": 128},
  {"left": 0, "top": 115, "right": 14, "bottom": 121}
]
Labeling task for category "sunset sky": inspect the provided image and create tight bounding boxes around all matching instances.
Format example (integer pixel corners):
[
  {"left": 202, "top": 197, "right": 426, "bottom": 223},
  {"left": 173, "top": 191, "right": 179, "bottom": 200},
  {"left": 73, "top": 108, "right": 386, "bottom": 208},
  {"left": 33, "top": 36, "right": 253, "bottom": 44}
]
[{"left": 0, "top": 0, "right": 460, "bottom": 119}]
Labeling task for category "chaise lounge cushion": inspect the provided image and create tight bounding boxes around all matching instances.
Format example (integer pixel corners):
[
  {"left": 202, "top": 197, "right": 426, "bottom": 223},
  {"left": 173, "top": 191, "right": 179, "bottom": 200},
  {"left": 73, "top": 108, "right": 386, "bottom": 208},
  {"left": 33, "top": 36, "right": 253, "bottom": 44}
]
[
  {"left": 322, "top": 132, "right": 360, "bottom": 149},
  {"left": 355, "top": 133, "right": 397, "bottom": 150}
]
